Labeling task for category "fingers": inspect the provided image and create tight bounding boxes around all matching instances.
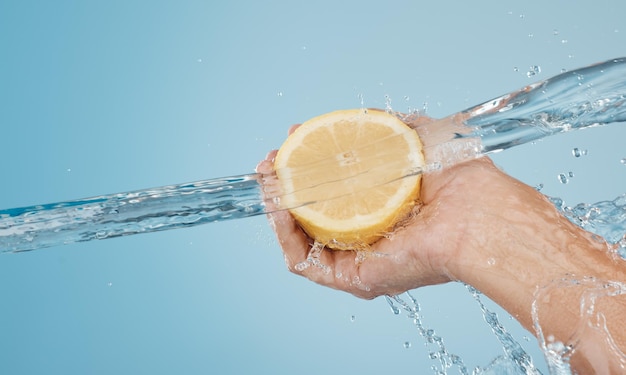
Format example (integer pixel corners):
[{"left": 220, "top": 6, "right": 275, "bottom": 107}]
[
  {"left": 266, "top": 208, "right": 311, "bottom": 270},
  {"left": 394, "top": 111, "right": 435, "bottom": 129},
  {"left": 255, "top": 150, "right": 277, "bottom": 174},
  {"left": 288, "top": 124, "right": 301, "bottom": 135},
  {"left": 255, "top": 142, "right": 312, "bottom": 274}
]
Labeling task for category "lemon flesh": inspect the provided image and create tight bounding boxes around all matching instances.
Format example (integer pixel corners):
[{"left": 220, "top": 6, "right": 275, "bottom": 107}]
[{"left": 274, "top": 109, "right": 424, "bottom": 250}]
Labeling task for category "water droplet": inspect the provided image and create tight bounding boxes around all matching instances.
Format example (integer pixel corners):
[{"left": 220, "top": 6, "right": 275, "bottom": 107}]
[
  {"left": 277, "top": 91, "right": 283, "bottom": 97},
  {"left": 561, "top": 39, "right": 568, "bottom": 44},
  {"left": 429, "top": 351, "right": 439, "bottom": 359},
  {"left": 568, "top": 171, "right": 575, "bottom": 178},
  {"left": 572, "top": 148, "right": 582, "bottom": 157},
  {"left": 513, "top": 66, "right": 519, "bottom": 72},
  {"left": 357, "top": 93, "right": 365, "bottom": 107},
  {"left": 519, "top": 14, "right": 525, "bottom": 19},
  {"left": 403, "top": 341, "right": 412, "bottom": 349},
  {"left": 197, "top": 58, "right": 202, "bottom": 63},
  {"left": 295, "top": 261, "right": 309, "bottom": 271},
  {"left": 66, "top": 168, "right": 72, "bottom": 172},
  {"left": 553, "top": 29, "right": 559, "bottom": 35},
  {"left": 107, "top": 282, "right": 113, "bottom": 287},
  {"left": 621, "top": 158, "right": 626, "bottom": 165},
  {"left": 535, "top": 183, "right": 544, "bottom": 191},
  {"left": 350, "top": 315, "right": 356, "bottom": 322},
  {"left": 301, "top": 46, "right": 307, "bottom": 50},
  {"left": 403, "top": 95, "right": 410, "bottom": 101},
  {"left": 558, "top": 173, "right": 569, "bottom": 184},
  {"left": 528, "top": 33, "right": 534, "bottom": 38},
  {"left": 487, "top": 257, "right": 496, "bottom": 266},
  {"left": 390, "top": 304, "right": 400, "bottom": 315},
  {"left": 450, "top": 354, "right": 464, "bottom": 366},
  {"left": 526, "top": 65, "right": 541, "bottom": 77},
  {"left": 384, "top": 94, "right": 393, "bottom": 112}
]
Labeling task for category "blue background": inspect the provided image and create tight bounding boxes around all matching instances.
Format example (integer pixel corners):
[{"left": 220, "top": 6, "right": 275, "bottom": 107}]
[{"left": 1, "top": 1, "right": 624, "bottom": 374}]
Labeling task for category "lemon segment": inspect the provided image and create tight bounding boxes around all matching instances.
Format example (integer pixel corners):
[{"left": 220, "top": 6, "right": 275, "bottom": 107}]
[{"left": 274, "top": 109, "right": 425, "bottom": 250}]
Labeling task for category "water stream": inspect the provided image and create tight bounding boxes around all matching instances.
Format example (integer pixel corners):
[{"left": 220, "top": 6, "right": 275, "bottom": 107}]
[{"left": 1, "top": 57, "right": 625, "bottom": 253}]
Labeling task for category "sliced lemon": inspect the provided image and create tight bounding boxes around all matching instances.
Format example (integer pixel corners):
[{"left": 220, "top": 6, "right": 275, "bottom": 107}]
[{"left": 274, "top": 109, "right": 425, "bottom": 250}]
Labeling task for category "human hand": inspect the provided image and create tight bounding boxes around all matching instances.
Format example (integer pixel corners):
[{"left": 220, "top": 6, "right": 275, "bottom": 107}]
[
  {"left": 257, "top": 113, "right": 626, "bottom": 373},
  {"left": 256, "top": 115, "right": 545, "bottom": 299}
]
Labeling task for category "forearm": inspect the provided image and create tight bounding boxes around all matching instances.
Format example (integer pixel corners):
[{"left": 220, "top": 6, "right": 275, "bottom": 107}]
[{"left": 449, "top": 182, "right": 626, "bottom": 372}]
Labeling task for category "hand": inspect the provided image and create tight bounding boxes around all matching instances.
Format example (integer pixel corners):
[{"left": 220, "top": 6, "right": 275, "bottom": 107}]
[
  {"left": 257, "top": 114, "right": 626, "bottom": 372},
  {"left": 256, "top": 116, "right": 539, "bottom": 299}
]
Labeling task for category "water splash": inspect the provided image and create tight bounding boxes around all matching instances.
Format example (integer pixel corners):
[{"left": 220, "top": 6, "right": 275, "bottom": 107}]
[
  {"left": 527, "top": 65, "right": 542, "bottom": 78},
  {"left": 2, "top": 57, "right": 626, "bottom": 253},
  {"left": 532, "top": 277, "right": 626, "bottom": 373},
  {"left": 294, "top": 241, "right": 331, "bottom": 274},
  {"left": 386, "top": 292, "right": 471, "bottom": 375},
  {"left": 461, "top": 57, "right": 626, "bottom": 154},
  {"left": 387, "top": 287, "right": 541, "bottom": 375},
  {"left": 571, "top": 148, "right": 582, "bottom": 158},
  {"left": 550, "top": 194, "right": 626, "bottom": 259},
  {"left": 467, "top": 285, "right": 541, "bottom": 375}
]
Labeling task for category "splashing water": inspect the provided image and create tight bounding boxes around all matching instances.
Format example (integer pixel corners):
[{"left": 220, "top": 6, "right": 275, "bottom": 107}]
[
  {"left": 386, "top": 288, "right": 542, "bottom": 375},
  {"left": 386, "top": 293, "right": 471, "bottom": 375},
  {"left": 1, "top": 57, "right": 625, "bottom": 253},
  {"left": 467, "top": 285, "right": 541, "bottom": 375},
  {"left": 551, "top": 194, "right": 626, "bottom": 259},
  {"left": 532, "top": 277, "right": 626, "bottom": 373}
]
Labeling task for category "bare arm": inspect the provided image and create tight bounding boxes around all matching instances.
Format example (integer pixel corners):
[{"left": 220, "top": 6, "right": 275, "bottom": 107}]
[
  {"left": 441, "top": 160, "right": 626, "bottom": 373},
  {"left": 257, "top": 121, "right": 626, "bottom": 373}
]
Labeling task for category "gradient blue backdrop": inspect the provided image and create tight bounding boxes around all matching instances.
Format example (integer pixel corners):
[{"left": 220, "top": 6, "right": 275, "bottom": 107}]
[{"left": 1, "top": 1, "right": 625, "bottom": 374}]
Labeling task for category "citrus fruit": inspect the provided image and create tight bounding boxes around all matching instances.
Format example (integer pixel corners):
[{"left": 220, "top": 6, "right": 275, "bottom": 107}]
[{"left": 273, "top": 109, "right": 425, "bottom": 250}]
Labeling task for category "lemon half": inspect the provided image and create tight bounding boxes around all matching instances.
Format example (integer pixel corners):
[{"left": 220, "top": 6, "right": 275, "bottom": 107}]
[{"left": 274, "top": 109, "right": 425, "bottom": 250}]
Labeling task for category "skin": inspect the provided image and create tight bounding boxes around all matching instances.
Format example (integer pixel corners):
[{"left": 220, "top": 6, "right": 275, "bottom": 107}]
[{"left": 256, "top": 117, "right": 626, "bottom": 374}]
